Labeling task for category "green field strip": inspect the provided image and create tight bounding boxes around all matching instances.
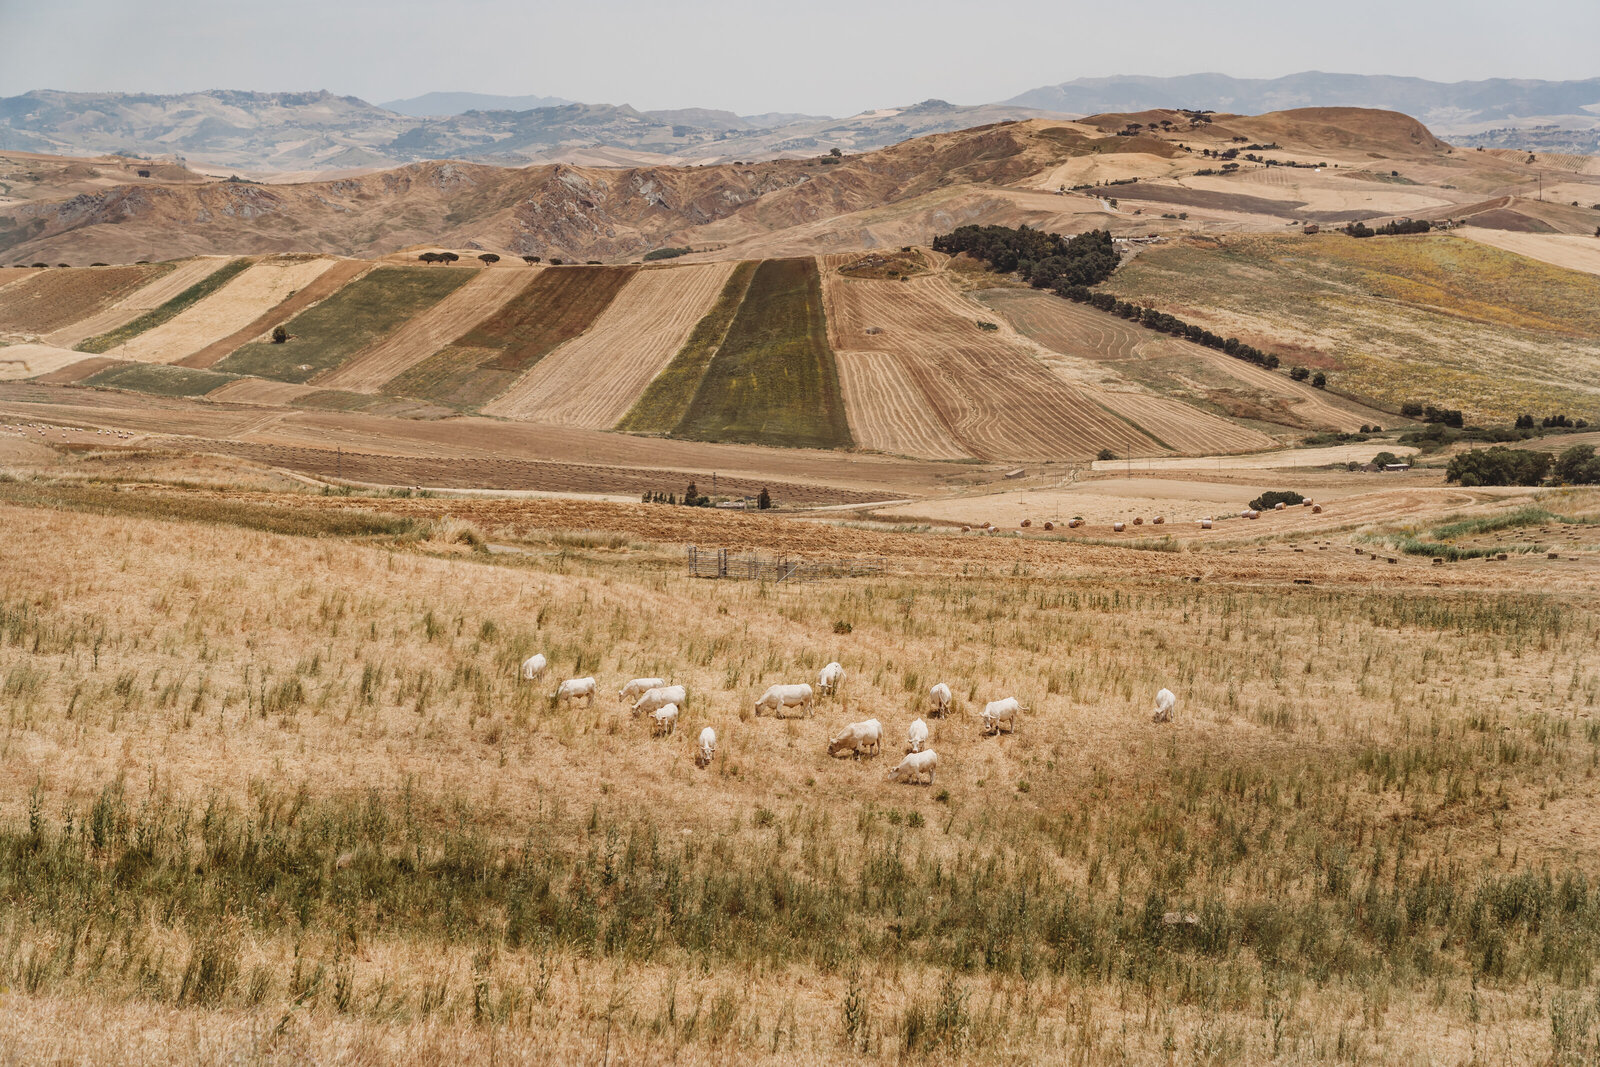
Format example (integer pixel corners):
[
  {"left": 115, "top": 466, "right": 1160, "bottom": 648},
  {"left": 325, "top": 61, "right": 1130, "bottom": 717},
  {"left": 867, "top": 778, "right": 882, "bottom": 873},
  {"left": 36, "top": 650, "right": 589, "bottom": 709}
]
[
  {"left": 82, "top": 362, "right": 242, "bottom": 398},
  {"left": 75, "top": 258, "right": 253, "bottom": 354},
  {"left": 380, "top": 265, "right": 634, "bottom": 409},
  {"left": 214, "top": 267, "right": 473, "bottom": 383},
  {"left": 615, "top": 261, "right": 758, "bottom": 433},
  {"left": 672, "top": 258, "right": 852, "bottom": 450}
]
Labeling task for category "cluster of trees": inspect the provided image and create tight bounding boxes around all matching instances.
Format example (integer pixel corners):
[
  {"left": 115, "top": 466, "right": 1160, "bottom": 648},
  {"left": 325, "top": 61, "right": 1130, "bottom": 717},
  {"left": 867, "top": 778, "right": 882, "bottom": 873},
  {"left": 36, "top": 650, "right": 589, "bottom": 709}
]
[
  {"left": 643, "top": 247, "right": 693, "bottom": 261},
  {"left": 1517, "top": 413, "right": 1590, "bottom": 429},
  {"left": 1344, "top": 219, "right": 1432, "bottom": 239},
  {"left": 1053, "top": 285, "right": 1285, "bottom": 371},
  {"left": 643, "top": 484, "right": 773, "bottom": 509},
  {"left": 930, "top": 225, "right": 1119, "bottom": 289},
  {"left": 1445, "top": 444, "right": 1600, "bottom": 486},
  {"left": 1249, "top": 489, "right": 1304, "bottom": 511},
  {"left": 417, "top": 251, "right": 506, "bottom": 266},
  {"left": 1288, "top": 366, "right": 1328, "bottom": 388},
  {"left": 1401, "top": 402, "right": 1465, "bottom": 428}
]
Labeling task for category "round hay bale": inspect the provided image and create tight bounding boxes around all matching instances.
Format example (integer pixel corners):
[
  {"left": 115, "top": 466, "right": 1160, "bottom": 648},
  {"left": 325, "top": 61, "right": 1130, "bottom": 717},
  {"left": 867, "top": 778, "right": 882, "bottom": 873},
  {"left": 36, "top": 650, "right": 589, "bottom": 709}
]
[
  {"left": 1302, "top": 500, "right": 1314, "bottom": 507},
  {"left": 1274, "top": 502, "right": 1287, "bottom": 511},
  {"left": 1112, "top": 522, "right": 1126, "bottom": 532},
  {"left": 1043, "top": 521, "right": 1054, "bottom": 531},
  {"left": 1152, "top": 516, "right": 1165, "bottom": 525},
  {"left": 1312, "top": 505, "right": 1323, "bottom": 514},
  {"left": 1133, "top": 516, "right": 1144, "bottom": 526},
  {"left": 961, "top": 525, "right": 970, "bottom": 532},
  {"left": 1198, "top": 518, "right": 1213, "bottom": 530},
  {"left": 1021, "top": 519, "right": 1032, "bottom": 528}
]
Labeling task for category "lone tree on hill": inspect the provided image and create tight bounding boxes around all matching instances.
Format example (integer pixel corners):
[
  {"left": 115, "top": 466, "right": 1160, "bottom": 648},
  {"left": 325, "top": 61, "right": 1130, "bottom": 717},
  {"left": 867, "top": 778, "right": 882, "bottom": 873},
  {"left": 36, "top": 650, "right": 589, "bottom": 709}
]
[
  {"left": 439, "top": 252, "right": 460, "bottom": 264},
  {"left": 1311, "top": 371, "right": 1327, "bottom": 389},
  {"left": 271, "top": 325, "right": 289, "bottom": 344},
  {"left": 418, "top": 252, "right": 440, "bottom": 264},
  {"left": 478, "top": 253, "right": 500, "bottom": 266},
  {"left": 522, "top": 255, "right": 541, "bottom": 265},
  {"left": 757, "top": 487, "right": 772, "bottom": 510}
]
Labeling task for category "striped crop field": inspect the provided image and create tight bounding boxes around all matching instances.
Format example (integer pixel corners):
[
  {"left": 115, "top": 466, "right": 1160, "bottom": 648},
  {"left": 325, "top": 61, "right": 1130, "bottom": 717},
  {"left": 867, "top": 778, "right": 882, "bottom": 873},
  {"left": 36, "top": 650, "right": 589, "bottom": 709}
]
[
  {"left": 821, "top": 262, "right": 1158, "bottom": 461},
  {"left": 215, "top": 266, "right": 474, "bottom": 383},
  {"left": 0, "top": 263, "right": 174, "bottom": 337},
  {"left": 484, "top": 261, "right": 736, "bottom": 427},
  {"left": 102, "top": 256, "right": 337, "bottom": 364},
  {"left": 673, "top": 258, "right": 852, "bottom": 450},
  {"left": 177, "top": 259, "right": 372, "bottom": 369},
  {"left": 76, "top": 257, "right": 254, "bottom": 354},
  {"left": 382, "top": 266, "right": 634, "bottom": 409},
  {"left": 81, "top": 361, "right": 241, "bottom": 398},
  {"left": 616, "top": 261, "right": 756, "bottom": 433},
  {"left": 42, "top": 258, "right": 227, "bottom": 348}
]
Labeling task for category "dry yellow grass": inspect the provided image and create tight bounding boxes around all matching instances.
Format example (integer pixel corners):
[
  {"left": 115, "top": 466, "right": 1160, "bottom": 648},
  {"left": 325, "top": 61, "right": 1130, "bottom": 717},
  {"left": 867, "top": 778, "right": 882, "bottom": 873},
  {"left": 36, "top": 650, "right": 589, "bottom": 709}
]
[
  {"left": 483, "top": 261, "right": 737, "bottom": 426},
  {"left": 43, "top": 257, "right": 236, "bottom": 347},
  {"left": 1, "top": 446, "right": 1599, "bottom": 1062}
]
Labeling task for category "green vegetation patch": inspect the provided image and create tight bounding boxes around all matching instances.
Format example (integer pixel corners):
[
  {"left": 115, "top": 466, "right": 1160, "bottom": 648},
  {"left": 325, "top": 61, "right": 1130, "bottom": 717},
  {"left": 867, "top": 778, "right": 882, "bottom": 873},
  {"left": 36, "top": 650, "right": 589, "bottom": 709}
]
[
  {"left": 616, "top": 261, "right": 756, "bottom": 433},
  {"left": 382, "top": 265, "right": 635, "bottom": 409},
  {"left": 0, "top": 480, "right": 419, "bottom": 539},
  {"left": 76, "top": 258, "right": 253, "bottom": 353},
  {"left": 216, "top": 267, "right": 473, "bottom": 383},
  {"left": 1361, "top": 504, "right": 1598, "bottom": 561},
  {"left": 673, "top": 258, "right": 852, "bottom": 449},
  {"left": 82, "top": 362, "right": 241, "bottom": 398}
]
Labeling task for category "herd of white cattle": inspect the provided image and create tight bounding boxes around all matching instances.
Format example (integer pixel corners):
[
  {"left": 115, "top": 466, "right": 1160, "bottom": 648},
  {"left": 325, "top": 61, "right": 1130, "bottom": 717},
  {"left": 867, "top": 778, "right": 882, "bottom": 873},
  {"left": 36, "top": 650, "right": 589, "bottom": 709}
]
[{"left": 520, "top": 654, "right": 1179, "bottom": 786}]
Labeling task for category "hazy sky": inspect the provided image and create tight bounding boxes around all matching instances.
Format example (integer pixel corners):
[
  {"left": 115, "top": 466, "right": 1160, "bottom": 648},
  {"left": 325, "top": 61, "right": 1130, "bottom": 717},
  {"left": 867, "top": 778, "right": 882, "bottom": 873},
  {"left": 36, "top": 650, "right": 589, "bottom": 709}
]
[{"left": 0, "top": 0, "right": 1594, "bottom": 115}]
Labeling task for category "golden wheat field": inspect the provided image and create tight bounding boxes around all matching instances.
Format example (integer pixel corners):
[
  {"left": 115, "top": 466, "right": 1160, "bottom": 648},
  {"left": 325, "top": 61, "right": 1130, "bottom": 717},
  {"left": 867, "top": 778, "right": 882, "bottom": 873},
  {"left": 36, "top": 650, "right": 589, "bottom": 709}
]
[{"left": 1, "top": 437, "right": 1599, "bottom": 1064}]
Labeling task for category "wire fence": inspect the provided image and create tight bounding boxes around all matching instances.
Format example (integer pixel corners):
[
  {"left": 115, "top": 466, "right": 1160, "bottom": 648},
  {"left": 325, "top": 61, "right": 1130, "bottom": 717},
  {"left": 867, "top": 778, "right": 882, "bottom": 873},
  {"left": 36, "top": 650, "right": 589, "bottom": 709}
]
[{"left": 686, "top": 546, "right": 885, "bottom": 582}]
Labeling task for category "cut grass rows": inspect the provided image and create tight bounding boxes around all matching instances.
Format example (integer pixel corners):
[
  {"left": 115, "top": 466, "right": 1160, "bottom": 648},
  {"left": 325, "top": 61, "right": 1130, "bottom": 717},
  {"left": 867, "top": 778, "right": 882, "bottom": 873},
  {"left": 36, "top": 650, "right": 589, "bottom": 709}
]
[
  {"left": 215, "top": 267, "right": 473, "bottom": 383},
  {"left": 384, "top": 266, "right": 634, "bottom": 409},
  {"left": 673, "top": 258, "right": 852, "bottom": 450},
  {"left": 75, "top": 258, "right": 253, "bottom": 354},
  {"left": 81, "top": 362, "right": 241, "bottom": 398},
  {"left": 616, "top": 261, "right": 757, "bottom": 433}
]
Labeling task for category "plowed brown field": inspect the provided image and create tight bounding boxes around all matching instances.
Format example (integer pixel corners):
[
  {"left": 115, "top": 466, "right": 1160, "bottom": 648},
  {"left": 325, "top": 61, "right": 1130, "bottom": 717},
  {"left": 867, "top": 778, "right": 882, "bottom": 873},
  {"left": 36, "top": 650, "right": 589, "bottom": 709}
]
[
  {"left": 833, "top": 350, "right": 969, "bottom": 459},
  {"left": 0, "top": 263, "right": 172, "bottom": 337},
  {"left": 203, "top": 378, "right": 319, "bottom": 405},
  {"left": 820, "top": 263, "right": 1161, "bottom": 460},
  {"left": 107, "top": 257, "right": 336, "bottom": 364},
  {"left": 314, "top": 268, "right": 536, "bottom": 391},
  {"left": 176, "top": 259, "right": 373, "bottom": 369},
  {"left": 484, "top": 262, "right": 736, "bottom": 426}
]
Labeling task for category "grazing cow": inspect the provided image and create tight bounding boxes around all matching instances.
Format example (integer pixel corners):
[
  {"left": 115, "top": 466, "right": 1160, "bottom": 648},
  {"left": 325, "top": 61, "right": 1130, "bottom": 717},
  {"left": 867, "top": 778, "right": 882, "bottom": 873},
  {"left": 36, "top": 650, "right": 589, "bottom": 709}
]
[
  {"left": 520, "top": 654, "right": 547, "bottom": 681},
  {"left": 650, "top": 703, "right": 679, "bottom": 736},
  {"left": 929, "top": 682, "right": 952, "bottom": 718},
  {"left": 906, "top": 717, "right": 929, "bottom": 753},
  {"left": 887, "top": 749, "right": 938, "bottom": 785},
  {"left": 1151, "top": 687, "right": 1176, "bottom": 723},
  {"left": 818, "top": 662, "right": 845, "bottom": 696},
  {"left": 557, "top": 677, "right": 596, "bottom": 705},
  {"left": 981, "top": 697, "right": 1023, "bottom": 735},
  {"left": 828, "top": 718, "right": 883, "bottom": 758},
  {"left": 619, "top": 677, "right": 666, "bottom": 704},
  {"left": 696, "top": 727, "right": 717, "bottom": 768},
  {"left": 754, "top": 683, "right": 814, "bottom": 717},
  {"left": 632, "top": 684, "right": 686, "bottom": 717}
]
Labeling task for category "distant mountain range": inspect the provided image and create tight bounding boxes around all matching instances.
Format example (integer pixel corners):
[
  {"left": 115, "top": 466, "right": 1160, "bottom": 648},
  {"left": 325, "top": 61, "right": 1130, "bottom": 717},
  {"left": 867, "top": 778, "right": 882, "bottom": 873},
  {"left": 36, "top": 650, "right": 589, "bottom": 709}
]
[
  {"left": 1006, "top": 72, "right": 1600, "bottom": 135},
  {"left": 2, "top": 74, "right": 1597, "bottom": 173}
]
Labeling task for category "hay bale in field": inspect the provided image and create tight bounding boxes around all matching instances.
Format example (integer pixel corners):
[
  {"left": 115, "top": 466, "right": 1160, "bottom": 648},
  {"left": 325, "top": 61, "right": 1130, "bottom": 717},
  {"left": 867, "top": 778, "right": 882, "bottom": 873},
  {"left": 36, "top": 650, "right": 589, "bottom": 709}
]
[
  {"left": 1152, "top": 516, "right": 1164, "bottom": 525},
  {"left": 1275, "top": 502, "right": 1287, "bottom": 511},
  {"left": 1043, "top": 521, "right": 1054, "bottom": 531},
  {"left": 1113, "top": 522, "right": 1126, "bottom": 532},
  {"left": 1198, "top": 518, "right": 1212, "bottom": 530},
  {"left": 1021, "top": 518, "right": 1032, "bottom": 528},
  {"left": 1312, "top": 505, "right": 1323, "bottom": 514},
  {"left": 1496, "top": 553, "right": 1508, "bottom": 561},
  {"left": 1133, "top": 517, "right": 1144, "bottom": 526},
  {"left": 1433, "top": 558, "right": 1444, "bottom": 565}
]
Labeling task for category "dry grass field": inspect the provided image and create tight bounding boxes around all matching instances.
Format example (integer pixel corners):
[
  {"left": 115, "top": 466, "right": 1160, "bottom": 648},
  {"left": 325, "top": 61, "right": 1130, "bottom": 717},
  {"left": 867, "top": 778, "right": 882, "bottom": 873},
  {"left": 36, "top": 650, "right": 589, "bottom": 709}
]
[
  {"left": 1, "top": 439, "right": 1599, "bottom": 1063},
  {"left": 0, "top": 262, "right": 173, "bottom": 338},
  {"left": 176, "top": 259, "right": 374, "bottom": 370},
  {"left": 484, "top": 261, "right": 736, "bottom": 426}
]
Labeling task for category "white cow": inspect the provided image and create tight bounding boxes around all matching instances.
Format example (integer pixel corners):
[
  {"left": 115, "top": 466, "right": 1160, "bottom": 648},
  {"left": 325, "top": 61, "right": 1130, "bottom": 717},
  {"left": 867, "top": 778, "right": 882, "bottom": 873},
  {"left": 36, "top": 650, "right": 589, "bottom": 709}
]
[
  {"left": 632, "top": 684, "right": 687, "bottom": 717},
  {"left": 929, "top": 682, "right": 952, "bottom": 718},
  {"left": 887, "top": 749, "right": 938, "bottom": 785},
  {"left": 906, "top": 717, "right": 929, "bottom": 753},
  {"left": 650, "top": 703, "right": 679, "bottom": 736},
  {"left": 981, "top": 697, "right": 1024, "bottom": 735},
  {"left": 557, "top": 677, "right": 596, "bottom": 705},
  {"left": 818, "top": 662, "right": 845, "bottom": 696},
  {"left": 695, "top": 726, "right": 717, "bottom": 768},
  {"left": 754, "top": 683, "right": 814, "bottom": 717},
  {"left": 520, "top": 654, "right": 547, "bottom": 681},
  {"left": 1151, "top": 687, "right": 1176, "bottom": 724},
  {"left": 827, "top": 718, "right": 882, "bottom": 758},
  {"left": 619, "top": 677, "right": 666, "bottom": 704}
]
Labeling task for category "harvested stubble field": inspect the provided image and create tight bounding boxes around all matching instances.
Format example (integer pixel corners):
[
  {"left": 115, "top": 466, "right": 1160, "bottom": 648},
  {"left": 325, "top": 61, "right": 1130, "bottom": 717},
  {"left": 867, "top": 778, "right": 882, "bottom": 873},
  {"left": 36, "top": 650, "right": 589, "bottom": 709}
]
[
  {"left": 41, "top": 258, "right": 226, "bottom": 348},
  {"left": 176, "top": 258, "right": 373, "bottom": 370},
  {"left": 1103, "top": 233, "right": 1600, "bottom": 421},
  {"left": 484, "top": 261, "right": 736, "bottom": 426},
  {"left": 821, "top": 262, "right": 1157, "bottom": 460},
  {"left": 674, "top": 258, "right": 851, "bottom": 450},
  {"left": 102, "top": 255, "right": 336, "bottom": 364},
  {"left": 216, "top": 266, "right": 474, "bottom": 383},
  {"left": 75, "top": 256, "right": 253, "bottom": 354},
  {"left": 0, "top": 262, "right": 173, "bottom": 337},
  {"left": 2, "top": 465, "right": 1600, "bottom": 1064}
]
